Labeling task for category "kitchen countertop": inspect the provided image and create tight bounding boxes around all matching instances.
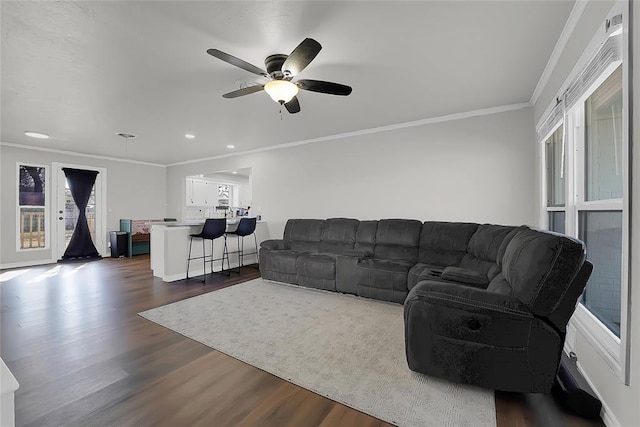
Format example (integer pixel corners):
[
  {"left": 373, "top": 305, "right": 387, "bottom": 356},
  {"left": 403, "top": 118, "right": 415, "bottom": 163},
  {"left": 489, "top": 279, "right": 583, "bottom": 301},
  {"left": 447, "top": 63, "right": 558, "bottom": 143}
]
[{"left": 147, "top": 219, "right": 264, "bottom": 227}]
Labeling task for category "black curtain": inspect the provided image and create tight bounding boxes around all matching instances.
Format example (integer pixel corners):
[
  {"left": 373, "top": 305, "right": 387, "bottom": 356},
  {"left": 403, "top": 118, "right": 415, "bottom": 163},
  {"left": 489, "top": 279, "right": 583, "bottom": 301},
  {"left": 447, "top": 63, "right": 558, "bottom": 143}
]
[{"left": 59, "top": 168, "right": 102, "bottom": 262}]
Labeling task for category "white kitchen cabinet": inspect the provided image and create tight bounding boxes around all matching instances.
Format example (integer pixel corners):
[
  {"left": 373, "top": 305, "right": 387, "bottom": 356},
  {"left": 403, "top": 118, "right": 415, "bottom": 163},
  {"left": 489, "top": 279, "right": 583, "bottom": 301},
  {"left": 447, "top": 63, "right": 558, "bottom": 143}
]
[
  {"left": 193, "top": 180, "right": 208, "bottom": 206},
  {"left": 186, "top": 178, "right": 210, "bottom": 206}
]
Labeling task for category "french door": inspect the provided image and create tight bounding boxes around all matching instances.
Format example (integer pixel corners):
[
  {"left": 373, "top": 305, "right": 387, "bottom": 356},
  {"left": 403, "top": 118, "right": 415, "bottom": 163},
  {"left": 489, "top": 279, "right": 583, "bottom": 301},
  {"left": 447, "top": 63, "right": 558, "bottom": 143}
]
[{"left": 52, "top": 163, "right": 107, "bottom": 260}]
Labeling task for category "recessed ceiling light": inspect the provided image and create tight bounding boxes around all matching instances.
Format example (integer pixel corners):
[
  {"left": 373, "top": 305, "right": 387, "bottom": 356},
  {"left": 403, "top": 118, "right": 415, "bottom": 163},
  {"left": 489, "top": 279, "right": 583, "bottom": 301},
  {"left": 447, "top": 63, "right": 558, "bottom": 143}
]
[
  {"left": 227, "top": 145, "right": 235, "bottom": 149},
  {"left": 25, "top": 131, "right": 49, "bottom": 139},
  {"left": 185, "top": 133, "right": 195, "bottom": 139},
  {"left": 232, "top": 171, "right": 238, "bottom": 174}
]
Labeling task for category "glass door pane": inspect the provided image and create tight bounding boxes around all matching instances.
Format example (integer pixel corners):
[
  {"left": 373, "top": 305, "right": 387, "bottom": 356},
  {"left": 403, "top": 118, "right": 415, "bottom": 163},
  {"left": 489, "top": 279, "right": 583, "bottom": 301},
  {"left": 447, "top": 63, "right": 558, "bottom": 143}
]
[{"left": 64, "top": 179, "right": 96, "bottom": 248}]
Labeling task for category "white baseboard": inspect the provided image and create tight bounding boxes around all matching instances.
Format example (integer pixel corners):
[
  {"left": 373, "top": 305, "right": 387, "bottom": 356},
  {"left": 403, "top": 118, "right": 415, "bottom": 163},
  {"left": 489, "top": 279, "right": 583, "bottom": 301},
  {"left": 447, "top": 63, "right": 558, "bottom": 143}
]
[
  {"left": 159, "top": 258, "right": 256, "bottom": 283},
  {"left": 0, "top": 259, "right": 56, "bottom": 270},
  {"left": 575, "top": 361, "right": 621, "bottom": 427}
]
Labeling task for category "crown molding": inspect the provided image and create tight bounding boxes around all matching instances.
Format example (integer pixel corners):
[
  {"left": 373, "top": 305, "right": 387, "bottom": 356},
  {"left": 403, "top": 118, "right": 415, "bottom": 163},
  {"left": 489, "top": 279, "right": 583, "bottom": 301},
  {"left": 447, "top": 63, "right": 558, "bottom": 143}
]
[
  {"left": 530, "top": 0, "right": 589, "bottom": 105},
  {"left": 167, "top": 102, "right": 532, "bottom": 167},
  {"left": 0, "top": 142, "right": 166, "bottom": 168}
]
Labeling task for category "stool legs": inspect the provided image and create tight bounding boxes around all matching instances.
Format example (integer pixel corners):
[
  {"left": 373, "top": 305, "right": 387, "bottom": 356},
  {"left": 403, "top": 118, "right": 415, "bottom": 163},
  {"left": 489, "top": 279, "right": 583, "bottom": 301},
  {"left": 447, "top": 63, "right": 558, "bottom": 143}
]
[
  {"left": 186, "top": 236, "right": 229, "bottom": 283},
  {"left": 202, "top": 238, "right": 206, "bottom": 280},
  {"left": 253, "top": 232, "right": 259, "bottom": 267},
  {"left": 223, "top": 237, "right": 231, "bottom": 273},
  {"left": 186, "top": 236, "right": 193, "bottom": 280}
]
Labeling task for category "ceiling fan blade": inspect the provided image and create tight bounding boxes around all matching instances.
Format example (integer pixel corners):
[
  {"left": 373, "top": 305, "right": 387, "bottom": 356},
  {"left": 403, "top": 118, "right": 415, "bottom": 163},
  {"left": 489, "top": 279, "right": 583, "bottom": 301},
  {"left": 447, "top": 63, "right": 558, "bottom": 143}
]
[
  {"left": 207, "top": 49, "right": 268, "bottom": 77},
  {"left": 284, "top": 96, "right": 301, "bottom": 114},
  {"left": 281, "top": 38, "right": 322, "bottom": 77},
  {"left": 296, "top": 79, "right": 352, "bottom": 96},
  {"left": 222, "top": 85, "right": 265, "bottom": 99}
]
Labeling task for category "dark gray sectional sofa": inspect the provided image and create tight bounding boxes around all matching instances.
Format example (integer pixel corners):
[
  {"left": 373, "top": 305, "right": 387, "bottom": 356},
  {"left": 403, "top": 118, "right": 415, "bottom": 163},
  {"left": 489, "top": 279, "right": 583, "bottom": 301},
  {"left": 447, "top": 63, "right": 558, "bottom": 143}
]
[{"left": 259, "top": 218, "right": 592, "bottom": 393}]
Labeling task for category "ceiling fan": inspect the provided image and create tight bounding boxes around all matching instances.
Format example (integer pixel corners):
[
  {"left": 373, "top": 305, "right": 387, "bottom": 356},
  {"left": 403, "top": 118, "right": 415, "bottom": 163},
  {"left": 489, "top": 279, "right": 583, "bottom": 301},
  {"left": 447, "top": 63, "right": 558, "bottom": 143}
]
[{"left": 207, "top": 38, "right": 352, "bottom": 114}]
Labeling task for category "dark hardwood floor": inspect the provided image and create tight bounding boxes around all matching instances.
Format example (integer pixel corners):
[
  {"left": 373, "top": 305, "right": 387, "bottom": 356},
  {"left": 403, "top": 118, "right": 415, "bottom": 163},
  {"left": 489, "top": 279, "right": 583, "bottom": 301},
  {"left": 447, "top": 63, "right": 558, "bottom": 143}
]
[{"left": 0, "top": 257, "right": 603, "bottom": 426}]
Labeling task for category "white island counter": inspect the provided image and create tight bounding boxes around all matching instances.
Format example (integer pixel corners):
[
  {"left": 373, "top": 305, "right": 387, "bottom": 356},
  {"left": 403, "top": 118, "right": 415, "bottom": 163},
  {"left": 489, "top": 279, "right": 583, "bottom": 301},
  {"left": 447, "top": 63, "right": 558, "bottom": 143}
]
[{"left": 149, "top": 219, "right": 269, "bottom": 282}]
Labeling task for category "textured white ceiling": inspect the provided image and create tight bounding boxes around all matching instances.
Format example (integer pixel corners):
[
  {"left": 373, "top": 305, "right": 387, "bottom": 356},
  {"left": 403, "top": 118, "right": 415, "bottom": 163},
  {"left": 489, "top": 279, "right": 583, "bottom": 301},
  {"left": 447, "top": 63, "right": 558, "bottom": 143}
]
[{"left": 1, "top": 1, "right": 574, "bottom": 165}]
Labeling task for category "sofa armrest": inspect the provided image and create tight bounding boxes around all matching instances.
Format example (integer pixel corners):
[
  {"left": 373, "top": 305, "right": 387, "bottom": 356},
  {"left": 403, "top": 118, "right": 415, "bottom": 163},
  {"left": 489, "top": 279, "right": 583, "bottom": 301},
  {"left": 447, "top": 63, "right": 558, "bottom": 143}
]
[
  {"left": 407, "top": 280, "right": 528, "bottom": 316},
  {"left": 440, "top": 266, "right": 489, "bottom": 288},
  {"left": 343, "top": 249, "right": 373, "bottom": 258},
  {"left": 404, "top": 280, "right": 562, "bottom": 393},
  {"left": 405, "top": 279, "right": 536, "bottom": 366},
  {"left": 260, "top": 239, "right": 286, "bottom": 251}
]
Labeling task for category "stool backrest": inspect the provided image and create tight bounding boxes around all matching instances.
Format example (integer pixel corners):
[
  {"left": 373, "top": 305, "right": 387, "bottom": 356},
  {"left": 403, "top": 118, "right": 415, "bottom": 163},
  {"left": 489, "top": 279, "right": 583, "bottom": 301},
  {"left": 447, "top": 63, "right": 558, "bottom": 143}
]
[
  {"left": 201, "top": 218, "right": 227, "bottom": 239},
  {"left": 235, "top": 217, "right": 257, "bottom": 236}
]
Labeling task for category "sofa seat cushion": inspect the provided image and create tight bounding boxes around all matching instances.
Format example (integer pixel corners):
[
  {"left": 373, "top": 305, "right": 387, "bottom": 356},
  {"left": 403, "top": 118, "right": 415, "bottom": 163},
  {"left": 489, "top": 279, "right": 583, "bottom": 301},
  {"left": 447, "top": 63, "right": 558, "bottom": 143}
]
[
  {"left": 357, "top": 258, "right": 413, "bottom": 303},
  {"left": 358, "top": 258, "right": 414, "bottom": 276},
  {"left": 408, "top": 263, "right": 446, "bottom": 290},
  {"left": 296, "top": 253, "right": 337, "bottom": 280},
  {"left": 440, "top": 266, "right": 489, "bottom": 287},
  {"left": 261, "top": 250, "right": 302, "bottom": 274}
]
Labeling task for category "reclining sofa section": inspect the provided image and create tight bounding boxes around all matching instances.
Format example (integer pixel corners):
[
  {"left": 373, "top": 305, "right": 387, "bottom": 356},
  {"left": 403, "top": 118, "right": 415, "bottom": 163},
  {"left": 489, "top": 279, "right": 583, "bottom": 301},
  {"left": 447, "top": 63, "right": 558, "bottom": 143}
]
[
  {"left": 260, "top": 218, "right": 424, "bottom": 303},
  {"left": 259, "top": 218, "right": 591, "bottom": 392},
  {"left": 260, "top": 218, "right": 535, "bottom": 304}
]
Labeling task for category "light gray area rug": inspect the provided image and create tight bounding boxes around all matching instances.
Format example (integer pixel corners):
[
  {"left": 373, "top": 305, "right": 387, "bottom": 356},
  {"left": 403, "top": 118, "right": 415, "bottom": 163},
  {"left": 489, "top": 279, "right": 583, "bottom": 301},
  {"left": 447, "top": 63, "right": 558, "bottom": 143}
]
[{"left": 139, "top": 278, "right": 496, "bottom": 427}]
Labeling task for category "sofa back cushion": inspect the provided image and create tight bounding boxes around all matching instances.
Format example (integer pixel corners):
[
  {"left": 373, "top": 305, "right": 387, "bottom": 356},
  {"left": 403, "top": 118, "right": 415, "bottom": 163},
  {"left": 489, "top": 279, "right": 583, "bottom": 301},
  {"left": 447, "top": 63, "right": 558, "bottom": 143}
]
[
  {"left": 459, "top": 224, "right": 519, "bottom": 280},
  {"left": 319, "top": 218, "right": 360, "bottom": 254},
  {"left": 354, "top": 220, "right": 378, "bottom": 254},
  {"left": 500, "top": 228, "right": 586, "bottom": 317},
  {"left": 283, "top": 219, "right": 324, "bottom": 252},
  {"left": 418, "top": 222, "right": 478, "bottom": 266},
  {"left": 373, "top": 219, "right": 422, "bottom": 262}
]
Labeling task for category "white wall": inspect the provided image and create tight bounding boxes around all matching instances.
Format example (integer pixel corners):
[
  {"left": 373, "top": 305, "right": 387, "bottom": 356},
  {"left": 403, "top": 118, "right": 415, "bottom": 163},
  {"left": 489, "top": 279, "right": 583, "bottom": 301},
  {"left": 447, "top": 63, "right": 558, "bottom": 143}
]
[
  {"left": 0, "top": 144, "right": 167, "bottom": 267},
  {"left": 166, "top": 107, "right": 536, "bottom": 241},
  {"left": 533, "top": 1, "right": 638, "bottom": 425}
]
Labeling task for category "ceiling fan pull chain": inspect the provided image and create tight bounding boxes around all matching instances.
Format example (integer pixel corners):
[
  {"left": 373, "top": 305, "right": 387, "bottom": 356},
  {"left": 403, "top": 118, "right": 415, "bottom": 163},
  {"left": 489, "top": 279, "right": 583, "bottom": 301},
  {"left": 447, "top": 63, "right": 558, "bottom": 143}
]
[{"left": 279, "top": 104, "right": 283, "bottom": 121}]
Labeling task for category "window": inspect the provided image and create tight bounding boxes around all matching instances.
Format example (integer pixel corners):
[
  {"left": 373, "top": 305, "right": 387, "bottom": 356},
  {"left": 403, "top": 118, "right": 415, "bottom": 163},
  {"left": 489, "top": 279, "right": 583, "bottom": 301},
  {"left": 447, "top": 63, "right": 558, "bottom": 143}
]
[
  {"left": 584, "top": 66, "right": 623, "bottom": 202},
  {"left": 548, "top": 211, "right": 566, "bottom": 234},
  {"left": 538, "top": 21, "right": 629, "bottom": 381},
  {"left": 17, "top": 164, "right": 48, "bottom": 250},
  {"left": 577, "top": 66, "right": 624, "bottom": 338},
  {"left": 544, "top": 125, "right": 566, "bottom": 234},
  {"left": 579, "top": 211, "right": 623, "bottom": 336},
  {"left": 546, "top": 125, "right": 565, "bottom": 207}
]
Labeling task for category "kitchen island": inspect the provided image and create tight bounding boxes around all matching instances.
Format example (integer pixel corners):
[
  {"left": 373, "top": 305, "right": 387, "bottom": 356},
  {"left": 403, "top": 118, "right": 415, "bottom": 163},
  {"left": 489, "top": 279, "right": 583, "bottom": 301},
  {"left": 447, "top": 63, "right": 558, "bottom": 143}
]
[{"left": 149, "top": 219, "right": 269, "bottom": 282}]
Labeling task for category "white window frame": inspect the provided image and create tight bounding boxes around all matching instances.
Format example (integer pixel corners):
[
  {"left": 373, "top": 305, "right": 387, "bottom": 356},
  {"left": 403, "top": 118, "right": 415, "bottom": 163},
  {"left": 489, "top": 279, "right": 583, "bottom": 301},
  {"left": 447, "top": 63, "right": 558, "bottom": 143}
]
[
  {"left": 538, "top": 1, "right": 630, "bottom": 384},
  {"left": 569, "top": 60, "right": 629, "bottom": 383},
  {"left": 16, "top": 162, "right": 50, "bottom": 252},
  {"left": 541, "top": 121, "right": 566, "bottom": 232}
]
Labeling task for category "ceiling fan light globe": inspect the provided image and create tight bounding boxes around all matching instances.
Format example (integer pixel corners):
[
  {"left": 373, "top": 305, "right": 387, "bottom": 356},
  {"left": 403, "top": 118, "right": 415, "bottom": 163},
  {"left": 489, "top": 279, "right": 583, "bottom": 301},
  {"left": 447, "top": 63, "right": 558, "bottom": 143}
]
[{"left": 264, "top": 80, "right": 299, "bottom": 104}]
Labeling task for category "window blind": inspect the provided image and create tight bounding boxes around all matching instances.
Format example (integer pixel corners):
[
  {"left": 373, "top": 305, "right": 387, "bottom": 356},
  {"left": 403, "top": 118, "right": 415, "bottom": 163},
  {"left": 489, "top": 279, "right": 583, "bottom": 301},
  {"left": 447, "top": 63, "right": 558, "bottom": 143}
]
[{"left": 536, "top": 33, "right": 622, "bottom": 141}]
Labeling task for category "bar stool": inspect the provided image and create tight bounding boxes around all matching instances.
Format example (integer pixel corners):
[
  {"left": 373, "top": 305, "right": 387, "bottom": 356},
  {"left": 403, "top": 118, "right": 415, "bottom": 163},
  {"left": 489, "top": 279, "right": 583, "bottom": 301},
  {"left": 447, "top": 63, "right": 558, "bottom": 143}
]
[
  {"left": 186, "top": 218, "right": 229, "bottom": 282},
  {"left": 225, "top": 217, "right": 258, "bottom": 273}
]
